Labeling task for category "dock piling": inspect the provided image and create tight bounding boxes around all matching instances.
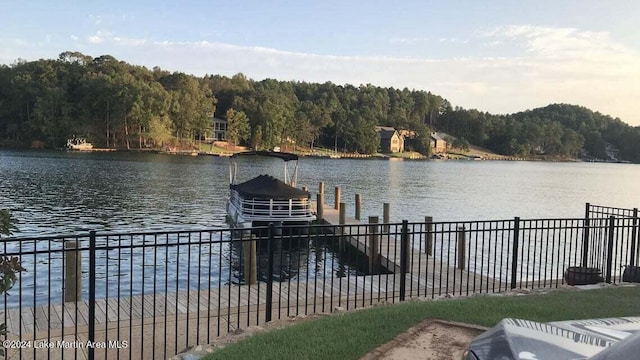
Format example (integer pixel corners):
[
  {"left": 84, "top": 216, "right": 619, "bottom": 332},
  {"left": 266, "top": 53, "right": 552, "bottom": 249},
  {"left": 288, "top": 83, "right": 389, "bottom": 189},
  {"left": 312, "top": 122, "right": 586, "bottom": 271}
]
[
  {"left": 335, "top": 186, "right": 341, "bottom": 210},
  {"left": 64, "top": 240, "right": 82, "bottom": 302},
  {"left": 243, "top": 236, "right": 257, "bottom": 285},
  {"left": 316, "top": 193, "right": 324, "bottom": 222},
  {"left": 355, "top": 193, "right": 362, "bottom": 220},
  {"left": 425, "top": 216, "right": 433, "bottom": 256},
  {"left": 319, "top": 181, "right": 325, "bottom": 195},
  {"left": 383, "top": 203, "right": 390, "bottom": 232}
]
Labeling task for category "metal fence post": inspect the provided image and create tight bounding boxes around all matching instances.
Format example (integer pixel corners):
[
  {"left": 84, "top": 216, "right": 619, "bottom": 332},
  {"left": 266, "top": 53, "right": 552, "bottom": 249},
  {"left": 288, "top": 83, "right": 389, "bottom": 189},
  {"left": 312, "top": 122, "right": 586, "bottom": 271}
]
[
  {"left": 510, "top": 217, "right": 520, "bottom": 289},
  {"left": 630, "top": 208, "right": 638, "bottom": 267},
  {"left": 88, "top": 231, "right": 96, "bottom": 360},
  {"left": 457, "top": 226, "right": 466, "bottom": 271},
  {"left": 265, "top": 223, "right": 275, "bottom": 322},
  {"left": 368, "top": 216, "right": 380, "bottom": 273},
  {"left": 399, "top": 220, "right": 408, "bottom": 301},
  {"left": 606, "top": 216, "right": 615, "bottom": 284},
  {"left": 582, "top": 202, "right": 591, "bottom": 267}
]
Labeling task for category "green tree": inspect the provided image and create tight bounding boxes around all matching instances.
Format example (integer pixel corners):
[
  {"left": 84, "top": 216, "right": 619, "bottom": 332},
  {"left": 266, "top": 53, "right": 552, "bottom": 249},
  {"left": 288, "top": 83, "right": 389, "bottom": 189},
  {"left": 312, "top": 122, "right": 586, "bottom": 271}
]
[
  {"left": 451, "top": 137, "right": 470, "bottom": 152},
  {"left": 0, "top": 210, "right": 25, "bottom": 354},
  {"left": 251, "top": 124, "right": 263, "bottom": 150},
  {"left": 146, "top": 115, "right": 173, "bottom": 147},
  {"left": 225, "top": 108, "right": 250, "bottom": 150}
]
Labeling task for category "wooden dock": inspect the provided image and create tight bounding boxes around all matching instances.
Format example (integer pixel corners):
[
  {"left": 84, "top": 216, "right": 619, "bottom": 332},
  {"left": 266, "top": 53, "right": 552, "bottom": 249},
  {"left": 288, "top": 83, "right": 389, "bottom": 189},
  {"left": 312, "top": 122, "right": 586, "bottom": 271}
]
[
  {"left": 2, "top": 269, "right": 511, "bottom": 360},
  {"left": 315, "top": 203, "right": 501, "bottom": 291},
  {"left": 1, "top": 197, "right": 514, "bottom": 359}
]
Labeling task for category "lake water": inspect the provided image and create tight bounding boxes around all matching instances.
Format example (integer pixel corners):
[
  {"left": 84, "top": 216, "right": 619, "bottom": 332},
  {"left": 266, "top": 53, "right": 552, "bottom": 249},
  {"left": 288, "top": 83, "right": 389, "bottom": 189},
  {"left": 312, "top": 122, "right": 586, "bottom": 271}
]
[
  {"left": 1, "top": 150, "right": 639, "bottom": 236},
  {"left": 2, "top": 150, "right": 639, "bottom": 307}
]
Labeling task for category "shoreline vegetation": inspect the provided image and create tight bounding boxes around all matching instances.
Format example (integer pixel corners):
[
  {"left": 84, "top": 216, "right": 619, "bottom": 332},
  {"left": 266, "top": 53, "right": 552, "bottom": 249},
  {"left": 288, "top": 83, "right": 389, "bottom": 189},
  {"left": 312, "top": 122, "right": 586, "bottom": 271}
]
[
  {"left": 1, "top": 52, "right": 639, "bottom": 163},
  {"left": 1, "top": 134, "right": 608, "bottom": 163},
  {"left": 21, "top": 140, "right": 592, "bottom": 163}
]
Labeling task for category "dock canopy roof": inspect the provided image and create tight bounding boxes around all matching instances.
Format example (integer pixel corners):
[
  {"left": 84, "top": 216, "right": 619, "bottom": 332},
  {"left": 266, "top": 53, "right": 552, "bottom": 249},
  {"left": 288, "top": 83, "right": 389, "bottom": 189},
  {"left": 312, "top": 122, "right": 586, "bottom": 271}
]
[
  {"left": 231, "top": 151, "right": 298, "bottom": 161},
  {"left": 231, "top": 175, "right": 309, "bottom": 200}
]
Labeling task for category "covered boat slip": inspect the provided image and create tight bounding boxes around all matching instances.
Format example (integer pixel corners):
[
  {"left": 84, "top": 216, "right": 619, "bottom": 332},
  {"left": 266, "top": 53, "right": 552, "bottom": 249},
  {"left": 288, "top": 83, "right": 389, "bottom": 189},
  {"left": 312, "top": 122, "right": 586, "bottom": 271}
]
[
  {"left": 229, "top": 151, "right": 300, "bottom": 188},
  {"left": 227, "top": 183, "right": 314, "bottom": 226},
  {"left": 227, "top": 151, "right": 315, "bottom": 228}
]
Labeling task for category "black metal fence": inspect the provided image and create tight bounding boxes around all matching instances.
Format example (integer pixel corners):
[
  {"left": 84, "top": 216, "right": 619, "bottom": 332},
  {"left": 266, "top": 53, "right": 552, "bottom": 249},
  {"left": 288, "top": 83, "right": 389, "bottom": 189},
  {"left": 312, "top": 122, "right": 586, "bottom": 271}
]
[
  {"left": 585, "top": 203, "right": 640, "bottom": 270},
  {"left": 1, "top": 203, "right": 638, "bottom": 359}
]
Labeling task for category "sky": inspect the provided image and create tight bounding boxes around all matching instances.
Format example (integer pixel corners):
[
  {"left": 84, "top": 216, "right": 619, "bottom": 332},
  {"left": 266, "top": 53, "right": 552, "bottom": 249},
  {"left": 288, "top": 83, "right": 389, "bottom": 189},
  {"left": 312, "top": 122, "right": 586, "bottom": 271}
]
[{"left": 2, "top": 0, "right": 640, "bottom": 125}]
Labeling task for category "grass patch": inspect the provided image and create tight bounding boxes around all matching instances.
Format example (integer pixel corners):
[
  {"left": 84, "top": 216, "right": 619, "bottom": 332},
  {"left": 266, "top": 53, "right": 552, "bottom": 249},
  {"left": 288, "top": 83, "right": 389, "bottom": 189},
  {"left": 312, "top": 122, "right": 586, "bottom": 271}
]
[{"left": 204, "top": 287, "right": 640, "bottom": 360}]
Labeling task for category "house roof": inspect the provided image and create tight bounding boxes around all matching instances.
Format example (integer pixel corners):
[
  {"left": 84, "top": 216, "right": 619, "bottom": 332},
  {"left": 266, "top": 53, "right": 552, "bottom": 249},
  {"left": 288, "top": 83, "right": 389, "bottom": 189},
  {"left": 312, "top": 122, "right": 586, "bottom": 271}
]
[
  {"left": 213, "top": 117, "right": 227, "bottom": 123},
  {"left": 231, "top": 175, "right": 309, "bottom": 199},
  {"left": 231, "top": 151, "right": 298, "bottom": 161},
  {"left": 430, "top": 132, "right": 445, "bottom": 141},
  {"left": 375, "top": 126, "right": 398, "bottom": 140}
]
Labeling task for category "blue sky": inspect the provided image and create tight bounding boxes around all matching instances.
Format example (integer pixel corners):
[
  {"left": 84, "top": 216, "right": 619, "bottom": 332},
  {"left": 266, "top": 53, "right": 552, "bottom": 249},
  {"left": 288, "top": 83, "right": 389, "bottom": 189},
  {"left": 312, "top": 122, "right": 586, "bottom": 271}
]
[{"left": 2, "top": 1, "right": 640, "bottom": 125}]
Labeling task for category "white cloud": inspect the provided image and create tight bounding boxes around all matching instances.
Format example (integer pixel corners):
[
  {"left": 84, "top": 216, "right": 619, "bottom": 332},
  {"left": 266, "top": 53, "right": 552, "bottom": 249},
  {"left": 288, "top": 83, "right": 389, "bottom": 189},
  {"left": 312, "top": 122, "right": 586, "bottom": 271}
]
[
  {"left": 89, "top": 14, "right": 102, "bottom": 26},
  {"left": 389, "top": 37, "right": 430, "bottom": 44},
  {"left": 113, "top": 37, "right": 146, "bottom": 46},
  {"left": 88, "top": 33, "right": 105, "bottom": 44},
  {"left": 87, "top": 32, "right": 638, "bottom": 124},
  {"left": 3, "top": 23, "right": 639, "bottom": 125}
]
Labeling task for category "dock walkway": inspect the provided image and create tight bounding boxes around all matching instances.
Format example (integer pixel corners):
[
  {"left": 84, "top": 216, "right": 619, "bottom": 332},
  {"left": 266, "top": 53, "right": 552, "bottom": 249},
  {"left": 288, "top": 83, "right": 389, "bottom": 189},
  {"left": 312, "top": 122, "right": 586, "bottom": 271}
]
[
  {"left": 3, "top": 203, "right": 511, "bottom": 359},
  {"left": 315, "top": 204, "right": 500, "bottom": 291},
  {"left": 3, "top": 269, "right": 511, "bottom": 360}
]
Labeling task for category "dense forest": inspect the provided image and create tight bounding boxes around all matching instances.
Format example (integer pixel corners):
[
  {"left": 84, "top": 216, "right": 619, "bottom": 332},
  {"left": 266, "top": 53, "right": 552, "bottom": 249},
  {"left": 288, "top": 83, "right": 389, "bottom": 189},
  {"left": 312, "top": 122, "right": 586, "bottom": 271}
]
[
  {"left": 440, "top": 105, "right": 640, "bottom": 162},
  {"left": 1, "top": 52, "right": 639, "bottom": 162}
]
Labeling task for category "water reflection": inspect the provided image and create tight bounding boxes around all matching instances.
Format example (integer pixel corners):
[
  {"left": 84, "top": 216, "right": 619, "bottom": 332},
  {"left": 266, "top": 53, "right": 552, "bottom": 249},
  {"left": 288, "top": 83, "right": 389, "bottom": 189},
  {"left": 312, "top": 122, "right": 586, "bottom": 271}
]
[
  {"left": 3, "top": 229, "right": 379, "bottom": 308},
  {"left": 230, "top": 233, "right": 376, "bottom": 285}
]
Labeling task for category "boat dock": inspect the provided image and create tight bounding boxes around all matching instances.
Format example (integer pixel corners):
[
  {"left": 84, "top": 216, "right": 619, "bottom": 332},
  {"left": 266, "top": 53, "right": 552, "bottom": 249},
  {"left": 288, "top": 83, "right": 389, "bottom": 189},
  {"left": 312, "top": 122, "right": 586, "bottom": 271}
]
[
  {"left": 2, "top": 196, "right": 635, "bottom": 359},
  {"left": 3, "top": 269, "right": 517, "bottom": 360},
  {"left": 312, "top": 196, "right": 500, "bottom": 293},
  {"left": 2, "top": 194, "right": 511, "bottom": 359}
]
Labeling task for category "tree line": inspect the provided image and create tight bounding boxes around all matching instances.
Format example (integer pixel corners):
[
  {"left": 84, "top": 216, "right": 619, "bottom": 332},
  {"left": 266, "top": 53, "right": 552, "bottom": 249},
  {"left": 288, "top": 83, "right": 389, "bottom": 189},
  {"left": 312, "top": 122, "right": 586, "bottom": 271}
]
[
  {"left": 0, "top": 52, "right": 443, "bottom": 153},
  {"left": 440, "top": 104, "right": 640, "bottom": 162},
  {"left": 1, "top": 52, "right": 639, "bottom": 161}
]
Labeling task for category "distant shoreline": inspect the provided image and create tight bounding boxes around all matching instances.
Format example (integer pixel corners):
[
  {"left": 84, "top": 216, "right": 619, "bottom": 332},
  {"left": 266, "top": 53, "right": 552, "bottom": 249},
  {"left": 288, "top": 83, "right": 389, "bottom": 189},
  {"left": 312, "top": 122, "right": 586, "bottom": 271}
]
[{"left": 3, "top": 146, "right": 634, "bottom": 163}]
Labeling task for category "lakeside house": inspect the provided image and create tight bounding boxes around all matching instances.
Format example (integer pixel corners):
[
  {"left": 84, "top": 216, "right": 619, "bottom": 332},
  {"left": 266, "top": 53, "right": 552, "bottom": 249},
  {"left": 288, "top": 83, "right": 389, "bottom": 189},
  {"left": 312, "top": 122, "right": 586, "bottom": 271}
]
[
  {"left": 375, "top": 126, "right": 405, "bottom": 153},
  {"left": 213, "top": 117, "right": 227, "bottom": 141},
  {"left": 430, "top": 132, "right": 447, "bottom": 153}
]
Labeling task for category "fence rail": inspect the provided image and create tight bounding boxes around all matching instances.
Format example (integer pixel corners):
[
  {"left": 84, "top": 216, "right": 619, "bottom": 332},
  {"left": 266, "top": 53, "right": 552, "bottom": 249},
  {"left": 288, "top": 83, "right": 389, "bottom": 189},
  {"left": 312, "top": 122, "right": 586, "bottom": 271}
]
[{"left": 1, "top": 203, "right": 639, "bottom": 359}]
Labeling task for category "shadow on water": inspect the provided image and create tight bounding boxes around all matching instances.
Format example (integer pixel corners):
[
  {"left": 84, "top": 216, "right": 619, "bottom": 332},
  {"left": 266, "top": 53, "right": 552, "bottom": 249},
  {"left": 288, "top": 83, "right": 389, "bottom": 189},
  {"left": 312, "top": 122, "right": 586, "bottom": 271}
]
[{"left": 230, "top": 230, "right": 390, "bottom": 285}]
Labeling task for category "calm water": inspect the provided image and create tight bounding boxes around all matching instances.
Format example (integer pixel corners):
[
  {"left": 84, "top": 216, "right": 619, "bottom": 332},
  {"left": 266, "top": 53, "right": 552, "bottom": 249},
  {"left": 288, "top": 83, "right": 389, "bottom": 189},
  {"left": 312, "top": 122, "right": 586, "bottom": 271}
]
[
  {"left": 1, "top": 150, "right": 639, "bottom": 236},
  {"left": 2, "top": 150, "right": 639, "bottom": 306}
]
